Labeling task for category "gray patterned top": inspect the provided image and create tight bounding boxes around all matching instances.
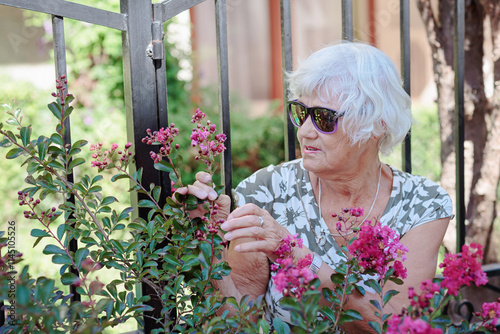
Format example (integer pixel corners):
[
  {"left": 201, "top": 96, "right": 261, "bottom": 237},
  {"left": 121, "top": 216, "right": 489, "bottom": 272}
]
[{"left": 234, "top": 158, "right": 453, "bottom": 327}]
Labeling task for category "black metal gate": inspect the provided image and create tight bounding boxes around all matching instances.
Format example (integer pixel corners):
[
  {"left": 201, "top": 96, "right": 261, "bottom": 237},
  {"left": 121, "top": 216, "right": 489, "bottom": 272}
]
[{"left": 0, "top": 0, "right": 467, "bottom": 332}]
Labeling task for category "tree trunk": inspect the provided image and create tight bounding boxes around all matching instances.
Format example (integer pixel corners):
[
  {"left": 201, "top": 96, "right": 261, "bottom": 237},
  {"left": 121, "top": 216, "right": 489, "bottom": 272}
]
[{"left": 416, "top": 0, "right": 500, "bottom": 263}]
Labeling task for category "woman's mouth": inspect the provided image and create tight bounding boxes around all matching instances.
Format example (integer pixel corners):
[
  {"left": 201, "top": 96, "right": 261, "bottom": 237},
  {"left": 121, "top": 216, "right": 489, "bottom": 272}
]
[{"left": 304, "top": 145, "right": 321, "bottom": 152}]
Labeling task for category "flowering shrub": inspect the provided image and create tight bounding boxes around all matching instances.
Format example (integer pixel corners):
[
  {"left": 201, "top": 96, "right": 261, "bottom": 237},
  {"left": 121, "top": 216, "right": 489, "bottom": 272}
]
[{"left": 0, "top": 79, "right": 499, "bottom": 333}]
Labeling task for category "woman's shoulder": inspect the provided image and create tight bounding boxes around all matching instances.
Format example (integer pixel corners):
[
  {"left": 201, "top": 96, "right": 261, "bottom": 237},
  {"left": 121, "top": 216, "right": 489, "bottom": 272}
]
[
  {"left": 389, "top": 165, "right": 450, "bottom": 200},
  {"left": 384, "top": 165, "right": 453, "bottom": 234}
]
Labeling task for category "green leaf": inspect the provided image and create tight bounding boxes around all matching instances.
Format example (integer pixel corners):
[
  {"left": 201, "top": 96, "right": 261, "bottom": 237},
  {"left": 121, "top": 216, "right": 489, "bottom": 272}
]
[
  {"left": 111, "top": 174, "right": 129, "bottom": 182},
  {"left": 132, "top": 168, "right": 143, "bottom": 183},
  {"left": 6, "top": 147, "right": 24, "bottom": 159},
  {"left": 17, "top": 285, "right": 30, "bottom": 306},
  {"left": 343, "top": 309, "right": 363, "bottom": 321},
  {"left": 61, "top": 272, "right": 78, "bottom": 285},
  {"left": 383, "top": 289, "right": 399, "bottom": 306},
  {"left": 52, "top": 254, "right": 73, "bottom": 265},
  {"left": 101, "top": 196, "right": 118, "bottom": 206},
  {"left": 43, "top": 244, "right": 66, "bottom": 256},
  {"left": 57, "top": 223, "right": 68, "bottom": 240},
  {"left": 154, "top": 160, "right": 174, "bottom": 173},
  {"left": 50, "top": 133, "right": 64, "bottom": 146},
  {"left": 48, "top": 102, "right": 62, "bottom": 120},
  {"left": 68, "top": 157, "right": 85, "bottom": 170},
  {"left": 48, "top": 160, "right": 65, "bottom": 170},
  {"left": 163, "top": 254, "right": 181, "bottom": 267},
  {"left": 75, "top": 248, "right": 89, "bottom": 269},
  {"left": 272, "top": 317, "right": 291, "bottom": 334},
  {"left": 369, "top": 299, "right": 381, "bottom": 311},
  {"left": 368, "top": 321, "right": 381, "bottom": 334},
  {"left": 117, "top": 207, "right": 134, "bottom": 221},
  {"left": 365, "top": 279, "right": 382, "bottom": 294},
  {"left": 72, "top": 139, "right": 87, "bottom": 149},
  {"left": 320, "top": 306, "right": 336, "bottom": 322},
  {"left": 0, "top": 138, "right": 12, "bottom": 148},
  {"left": 30, "top": 229, "right": 50, "bottom": 238},
  {"left": 199, "top": 242, "right": 212, "bottom": 269},
  {"left": 20, "top": 127, "right": 31, "bottom": 146},
  {"left": 138, "top": 199, "right": 157, "bottom": 209}
]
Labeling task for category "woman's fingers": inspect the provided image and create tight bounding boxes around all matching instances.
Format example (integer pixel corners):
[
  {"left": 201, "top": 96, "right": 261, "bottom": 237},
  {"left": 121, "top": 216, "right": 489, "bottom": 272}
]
[{"left": 227, "top": 203, "right": 262, "bottom": 220}]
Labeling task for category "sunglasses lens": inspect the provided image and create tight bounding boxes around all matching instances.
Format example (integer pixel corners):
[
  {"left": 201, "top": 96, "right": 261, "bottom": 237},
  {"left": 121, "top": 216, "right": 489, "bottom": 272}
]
[
  {"left": 313, "top": 108, "right": 338, "bottom": 133},
  {"left": 289, "top": 103, "right": 307, "bottom": 126}
]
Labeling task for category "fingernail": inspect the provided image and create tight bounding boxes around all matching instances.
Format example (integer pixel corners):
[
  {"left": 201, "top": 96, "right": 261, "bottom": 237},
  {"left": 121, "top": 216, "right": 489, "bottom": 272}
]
[
  {"left": 227, "top": 214, "right": 233, "bottom": 220},
  {"left": 234, "top": 245, "right": 241, "bottom": 252},
  {"left": 220, "top": 222, "right": 228, "bottom": 230},
  {"left": 208, "top": 190, "right": 217, "bottom": 200},
  {"left": 224, "top": 232, "right": 232, "bottom": 240}
]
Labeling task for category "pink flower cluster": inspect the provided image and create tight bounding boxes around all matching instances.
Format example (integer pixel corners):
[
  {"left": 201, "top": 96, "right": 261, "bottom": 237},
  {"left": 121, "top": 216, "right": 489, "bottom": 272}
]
[
  {"left": 477, "top": 299, "right": 500, "bottom": 331},
  {"left": 271, "top": 234, "right": 315, "bottom": 299},
  {"left": 439, "top": 243, "right": 488, "bottom": 296},
  {"left": 142, "top": 124, "right": 179, "bottom": 164},
  {"left": 90, "top": 142, "right": 133, "bottom": 170},
  {"left": 387, "top": 315, "right": 443, "bottom": 334},
  {"left": 408, "top": 279, "right": 441, "bottom": 310},
  {"left": 190, "top": 109, "right": 226, "bottom": 167},
  {"left": 333, "top": 207, "right": 364, "bottom": 236},
  {"left": 347, "top": 222, "right": 408, "bottom": 279}
]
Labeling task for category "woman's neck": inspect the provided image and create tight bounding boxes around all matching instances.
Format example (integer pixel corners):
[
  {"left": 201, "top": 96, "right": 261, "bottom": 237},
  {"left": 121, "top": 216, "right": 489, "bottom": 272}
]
[{"left": 311, "top": 159, "right": 383, "bottom": 205}]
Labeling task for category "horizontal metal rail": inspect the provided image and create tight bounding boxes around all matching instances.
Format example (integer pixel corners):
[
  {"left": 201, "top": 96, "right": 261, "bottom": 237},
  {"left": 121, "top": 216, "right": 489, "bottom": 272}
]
[
  {"left": 153, "top": 0, "right": 207, "bottom": 22},
  {"left": 0, "top": 0, "right": 127, "bottom": 31}
]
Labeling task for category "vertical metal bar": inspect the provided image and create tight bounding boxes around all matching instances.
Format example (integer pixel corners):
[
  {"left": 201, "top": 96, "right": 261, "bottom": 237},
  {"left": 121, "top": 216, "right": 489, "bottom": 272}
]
[
  {"left": 121, "top": 0, "right": 165, "bottom": 331},
  {"left": 454, "top": 0, "right": 466, "bottom": 252},
  {"left": 342, "top": 0, "right": 353, "bottom": 41},
  {"left": 281, "top": 0, "right": 295, "bottom": 161},
  {"left": 400, "top": 0, "right": 411, "bottom": 173},
  {"left": 215, "top": 0, "right": 233, "bottom": 199},
  {"left": 52, "top": 14, "right": 81, "bottom": 303},
  {"left": 151, "top": 15, "right": 171, "bottom": 200}
]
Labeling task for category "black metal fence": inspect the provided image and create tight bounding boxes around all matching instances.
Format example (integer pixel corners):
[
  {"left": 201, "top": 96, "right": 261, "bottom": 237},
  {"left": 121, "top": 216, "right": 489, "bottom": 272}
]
[{"left": 0, "top": 0, "right": 467, "bottom": 332}]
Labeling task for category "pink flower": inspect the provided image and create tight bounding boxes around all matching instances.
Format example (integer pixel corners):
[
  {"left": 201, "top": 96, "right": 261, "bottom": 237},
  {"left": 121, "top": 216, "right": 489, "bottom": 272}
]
[
  {"left": 142, "top": 124, "right": 179, "bottom": 164},
  {"left": 90, "top": 142, "right": 133, "bottom": 170},
  {"left": 347, "top": 222, "right": 408, "bottom": 279},
  {"left": 189, "top": 109, "right": 226, "bottom": 167},
  {"left": 439, "top": 243, "right": 488, "bottom": 296},
  {"left": 408, "top": 279, "right": 441, "bottom": 310},
  {"left": 387, "top": 315, "right": 443, "bottom": 334},
  {"left": 272, "top": 235, "right": 315, "bottom": 299}
]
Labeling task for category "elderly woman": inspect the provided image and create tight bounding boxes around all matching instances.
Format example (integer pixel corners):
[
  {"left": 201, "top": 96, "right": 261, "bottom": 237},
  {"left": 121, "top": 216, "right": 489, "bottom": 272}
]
[{"left": 176, "top": 42, "right": 453, "bottom": 332}]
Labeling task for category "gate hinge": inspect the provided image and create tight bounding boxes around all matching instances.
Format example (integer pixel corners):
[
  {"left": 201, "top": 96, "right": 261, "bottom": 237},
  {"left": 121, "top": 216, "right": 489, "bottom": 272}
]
[{"left": 147, "top": 20, "right": 164, "bottom": 60}]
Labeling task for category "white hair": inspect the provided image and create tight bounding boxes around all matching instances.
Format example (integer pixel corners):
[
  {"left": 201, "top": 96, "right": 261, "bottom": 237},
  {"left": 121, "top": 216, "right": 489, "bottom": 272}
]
[{"left": 287, "top": 41, "right": 412, "bottom": 155}]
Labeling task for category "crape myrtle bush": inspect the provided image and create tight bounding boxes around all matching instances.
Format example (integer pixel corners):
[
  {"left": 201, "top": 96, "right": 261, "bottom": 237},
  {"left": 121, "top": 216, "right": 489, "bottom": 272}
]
[{"left": 0, "top": 79, "right": 499, "bottom": 333}]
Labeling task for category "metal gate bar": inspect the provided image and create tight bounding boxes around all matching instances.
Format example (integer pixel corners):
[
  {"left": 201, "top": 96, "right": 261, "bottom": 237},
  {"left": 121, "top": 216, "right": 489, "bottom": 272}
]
[
  {"left": 281, "top": 0, "right": 295, "bottom": 162},
  {"left": 52, "top": 14, "right": 81, "bottom": 303},
  {"left": 454, "top": 0, "right": 466, "bottom": 252},
  {"left": 400, "top": 0, "right": 412, "bottom": 174}
]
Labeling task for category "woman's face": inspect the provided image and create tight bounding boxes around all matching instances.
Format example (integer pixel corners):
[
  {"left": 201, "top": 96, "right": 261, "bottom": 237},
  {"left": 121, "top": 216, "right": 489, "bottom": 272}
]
[{"left": 296, "top": 95, "right": 377, "bottom": 177}]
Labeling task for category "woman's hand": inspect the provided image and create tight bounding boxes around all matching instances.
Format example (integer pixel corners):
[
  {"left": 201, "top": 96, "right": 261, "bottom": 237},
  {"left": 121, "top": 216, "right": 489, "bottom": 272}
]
[
  {"left": 220, "top": 203, "right": 296, "bottom": 262},
  {"left": 173, "top": 172, "right": 231, "bottom": 221}
]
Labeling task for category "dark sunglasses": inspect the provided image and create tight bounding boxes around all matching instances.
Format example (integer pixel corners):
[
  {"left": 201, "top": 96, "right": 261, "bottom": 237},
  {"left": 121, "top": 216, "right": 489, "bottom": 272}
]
[{"left": 287, "top": 100, "right": 345, "bottom": 134}]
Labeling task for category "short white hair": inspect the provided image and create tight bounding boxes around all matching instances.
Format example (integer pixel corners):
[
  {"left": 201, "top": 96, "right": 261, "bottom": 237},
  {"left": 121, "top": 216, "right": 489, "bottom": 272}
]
[{"left": 287, "top": 41, "right": 412, "bottom": 155}]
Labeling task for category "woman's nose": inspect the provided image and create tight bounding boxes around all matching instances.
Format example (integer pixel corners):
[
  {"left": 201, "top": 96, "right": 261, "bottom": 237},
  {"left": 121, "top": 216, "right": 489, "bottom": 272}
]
[{"left": 297, "top": 115, "right": 317, "bottom": 137}]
